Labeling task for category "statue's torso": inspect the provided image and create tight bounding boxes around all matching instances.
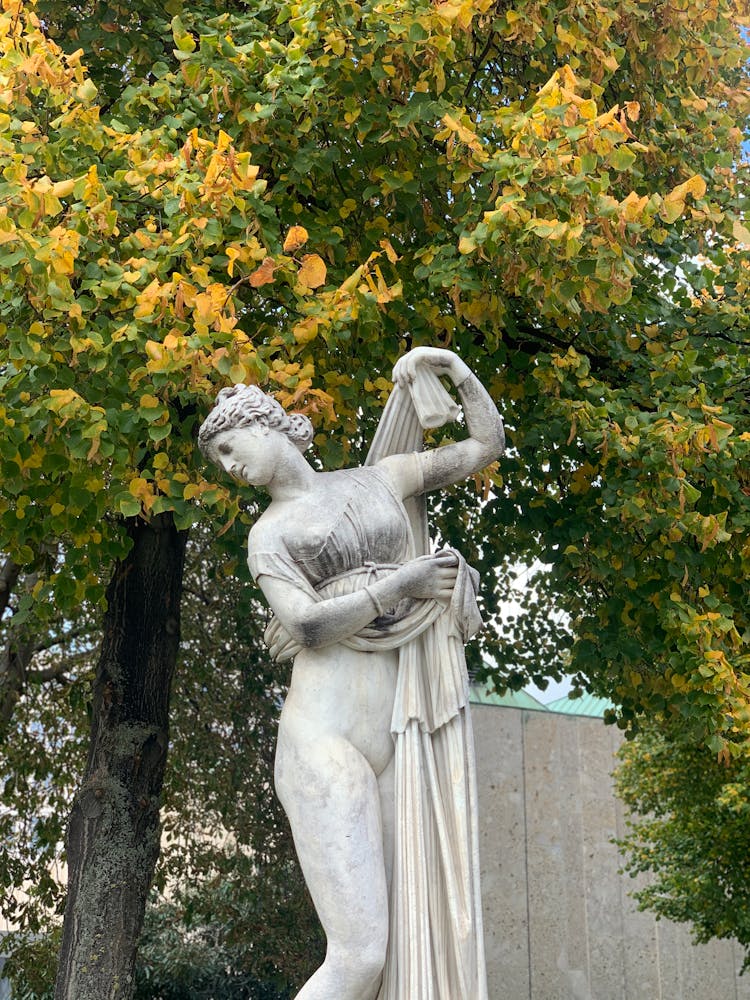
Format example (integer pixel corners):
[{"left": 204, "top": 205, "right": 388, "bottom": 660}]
[
  {"left": 251, "top": 465, "right": 411, "bottom": 774},
  {"left": 248, "top": 464, "right": 414, "bottom": 590}
]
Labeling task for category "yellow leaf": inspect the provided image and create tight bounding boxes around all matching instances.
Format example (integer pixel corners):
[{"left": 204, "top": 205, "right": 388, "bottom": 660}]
[
  {"left": 51, "top": 178, "right": 76, "bottom": 198},
  {"left": 75, "top": 79, "right": 98, "bottom": 103},
  {"left": 732, "top": 219, "right": 750, "bottom": 246},
  {"left": 283, "top": 225, "right": 309, "bottom": 253},
  {"left": 232, "top": 152, "right": 260, "bottom": 186},
  {"left": 620, "top": 191, "right": 649, "bottom": 222},
  {"left": 660, "top": 198, "right": 684, "bottom": 224},
  {"left": 338, "top": 264, "right": 364, "bottom": 296},
  {"left": 48, "top": 388, "right": 78, "bottom": 408},
  {"left": 129, "top": 477, "right": 150, "bottom": 498},
  {"left": 194, "top": 288, "right": 222, "bottom": 325},
  {"left": 226, "top": 246, "right": 241, "bottom": 277},
  {"left": 578, "top": 99, "right": 597, "bottom": 120},
  {"left": 379, "top": 238, "right": 399, "bottom": 263},
  {"left": 556, "top": 23, "right": 578, "bottom": 48},
  {"left": 682, "top": 175, "right": 707, "bottom": 198},
  {"left": 298, "top": 253, "right": 327, "bottom": 289},
  {"left": 325, "top": 31, "right": 346, "bottom": 55},
  {"left": 134, "top": 279, "right": 165, "bottom": 319},
  {"left": 666, "top": 176, "right": 707, "bottom": 206},
  {"left": 293, "top": 317, "right": 320, "bottom": 344},
  {"left": 625, "top": 331, "right": 640, "bottom": 350},
  {"left": 339, "top": 198, "right": 358, "bottom": 219},
  {"left": 440, "top": 113, "right": 485, "bottom": 156}
]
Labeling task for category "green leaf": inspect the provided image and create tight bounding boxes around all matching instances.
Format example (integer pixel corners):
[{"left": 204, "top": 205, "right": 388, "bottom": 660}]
[{"left": 609, "top": 145, "right": 637, "bottom": 172}]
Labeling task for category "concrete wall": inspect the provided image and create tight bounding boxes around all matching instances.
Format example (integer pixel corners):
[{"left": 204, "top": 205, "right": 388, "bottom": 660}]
[{"left": 474, "top": 705, "right": 749, "bottom": 1000}]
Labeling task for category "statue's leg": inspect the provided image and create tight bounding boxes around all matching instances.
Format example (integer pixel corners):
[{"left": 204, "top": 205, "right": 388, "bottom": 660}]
[{"left": 276, "top": 728, "right": 389, "bottom": 1000}]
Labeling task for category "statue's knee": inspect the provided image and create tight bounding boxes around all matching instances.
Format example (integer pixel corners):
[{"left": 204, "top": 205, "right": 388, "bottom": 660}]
[
  {"left": 330, "top": 932, "right": 387, "bottom": 989},
  {"left": 357, "top": 936, "right": 387, "bottom": 983}
]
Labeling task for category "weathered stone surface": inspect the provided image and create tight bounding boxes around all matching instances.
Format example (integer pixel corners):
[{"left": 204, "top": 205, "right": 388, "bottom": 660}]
[
  {"left": 200, "top": 348, "right": 505, "bottom": 1000},
  {"left": 475, "top": 705, "right": 530, "bottom": 998},
  {"left": 473, "top": 705, "right": 746, "bottom": 1000}
]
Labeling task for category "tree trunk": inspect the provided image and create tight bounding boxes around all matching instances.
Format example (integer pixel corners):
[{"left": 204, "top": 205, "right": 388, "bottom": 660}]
[
  {"left": 55, "top": 513, "right": 188, "bottom": 1000},
  {"left": 0, "top": 557, "right": 34, "bottom": 733}
]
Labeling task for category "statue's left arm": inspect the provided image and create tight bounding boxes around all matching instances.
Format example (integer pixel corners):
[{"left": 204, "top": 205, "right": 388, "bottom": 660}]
[{"left": 377, "top": 347, "right": 505, "bottom": 497}]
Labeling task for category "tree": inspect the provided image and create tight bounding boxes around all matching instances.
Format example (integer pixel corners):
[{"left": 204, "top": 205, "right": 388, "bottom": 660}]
[
  {"left": 615, "top": 724, "right": 750, "bottom": 967},
  {"left": 2, "top": 530, "right": 323, "bottom": 998},
  {"left": 0, "top": 0, "right": 748, "bottom": 994}
]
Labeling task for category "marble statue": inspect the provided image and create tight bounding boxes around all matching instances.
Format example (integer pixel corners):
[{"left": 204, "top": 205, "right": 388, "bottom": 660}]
[{"left": 198, "top": 347, "right": 505, "bottom": 1000}]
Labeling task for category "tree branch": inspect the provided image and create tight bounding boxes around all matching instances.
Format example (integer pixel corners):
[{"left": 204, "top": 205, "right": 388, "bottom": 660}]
[
  {"left": 0, "top": 556, "right": 20, "bottom": 619},
  {"left": 27, "top": 662, "right": 72, "bottom": 683},
  {"left": 464, "top": 31, "right": 498, "bottom": 101},
  {"left": 33, "top": 626, "right": 91, "bottom": 656}
]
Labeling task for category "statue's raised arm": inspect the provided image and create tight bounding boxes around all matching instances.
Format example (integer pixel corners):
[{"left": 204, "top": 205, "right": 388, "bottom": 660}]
[
  {"left": 369, "top": 346, "right": 504, "bottom": 559},
  {"left": 198, "top": 348, "right": 500, "bottom": 1000}
]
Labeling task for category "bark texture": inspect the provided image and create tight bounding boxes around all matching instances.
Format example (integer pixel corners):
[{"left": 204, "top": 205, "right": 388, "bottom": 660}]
[
  {"left": 0, "top": 557, "right": 38, "bottom": 733},
  {"left": 55, "top": 513, "right": 187, "bottom": 1000}
]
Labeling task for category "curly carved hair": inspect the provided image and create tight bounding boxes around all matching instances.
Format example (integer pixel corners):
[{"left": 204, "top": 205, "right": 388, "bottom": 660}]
[{"left": 198, "top": 384, "right": 314, "bottom": 459}]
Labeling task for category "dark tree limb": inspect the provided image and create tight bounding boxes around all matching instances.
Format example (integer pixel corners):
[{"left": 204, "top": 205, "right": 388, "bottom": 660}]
[
  {"left": 27, "top": 662, "right": 72, "bottom": 684},
  {"left": 33, "top": 626, "right": 90, "bottom": 656},
  {"left": 0, "top": 556, "right": 20, "bottom": 619},
  {"left": 55, "top": 512, "right": 188, "bottom": 1000},
  {"left": 0, "top": 559, "right": 38, "bottom": 734},
  {"left": 0, "top": 636, "right": 35, "bottom": 732}
]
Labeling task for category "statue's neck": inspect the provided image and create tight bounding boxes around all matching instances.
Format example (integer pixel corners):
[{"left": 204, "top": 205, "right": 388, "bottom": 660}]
[{"left": 266, "top": 447, "right": 317, "bottom": 502}]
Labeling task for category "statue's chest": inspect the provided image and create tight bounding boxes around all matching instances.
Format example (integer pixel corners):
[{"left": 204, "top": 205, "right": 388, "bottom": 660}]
[{"left": 282, "top": 472, "right": 410, "bottom": 584}]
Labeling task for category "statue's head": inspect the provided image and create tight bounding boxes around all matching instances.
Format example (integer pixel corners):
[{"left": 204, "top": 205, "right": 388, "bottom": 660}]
[{"left": 198, "top": 384, "right": 314, "bottom": 466}]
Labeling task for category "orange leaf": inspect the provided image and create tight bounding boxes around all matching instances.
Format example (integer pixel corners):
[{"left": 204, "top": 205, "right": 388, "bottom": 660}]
[
  {"left": 624, "top": 101, "right": 640, "bottom": 122},
  {"left": 379, "top": 238, "right": 400, "bottom": 263},
  {"left": 283, "top": 225, "right": 309, "bottom": 253},
  {"left": 249, "top": 257, "right": 276, "bottom": 288}
]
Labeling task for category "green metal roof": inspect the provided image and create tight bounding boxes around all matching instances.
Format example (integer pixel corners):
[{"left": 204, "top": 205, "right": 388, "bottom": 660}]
[
  {"left": 469, "top": 684, "right": 549, "bottom": 712},
  {"left": 545, "top": 693, "right": 615, "bottom": 718}
]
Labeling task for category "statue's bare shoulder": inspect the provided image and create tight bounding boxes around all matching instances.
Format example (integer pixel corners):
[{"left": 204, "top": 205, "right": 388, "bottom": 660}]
[
  {"left": 247, "top": 507, "right": 289, "bottom": 558},
  {"left": 246, "top": 468, "right": 351, "bottom": 558}
]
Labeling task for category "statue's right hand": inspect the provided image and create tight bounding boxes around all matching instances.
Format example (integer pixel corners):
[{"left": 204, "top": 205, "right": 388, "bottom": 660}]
[
  {"left": 397, "top": 550, "right": 458, "bottom": 603},
  {"left": 393, "top": 347, "right": 471, "bottom": 389}
]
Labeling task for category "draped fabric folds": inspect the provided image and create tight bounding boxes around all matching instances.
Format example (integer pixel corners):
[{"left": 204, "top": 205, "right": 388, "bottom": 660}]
[
  {"left": 261, "top": 373, "right": 488, "bottom": 999},
  {"left": 367, "top": 376, "right": 488, "bottom": 1000}
]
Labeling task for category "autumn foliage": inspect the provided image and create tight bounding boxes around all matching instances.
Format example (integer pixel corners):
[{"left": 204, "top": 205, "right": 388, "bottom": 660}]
[
  {"left": 0, "top": 0, "right": 748, "bottom": 991},
  {"left": 0, "top": 0, "right": 748, "bottom": 747}
]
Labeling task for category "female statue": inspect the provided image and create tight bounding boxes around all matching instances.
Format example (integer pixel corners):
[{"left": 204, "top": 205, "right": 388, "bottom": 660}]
[{"left": 198, "top": 346, "right": 504, "bottom": 1000}]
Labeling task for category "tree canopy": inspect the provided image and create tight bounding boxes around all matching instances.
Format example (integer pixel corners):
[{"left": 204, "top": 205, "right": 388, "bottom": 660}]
[
  {"left": 616, "top": 723, "right": 750, "bottom": 968},
  {"left": 1, "top": 0, "right": 748, "bottom": 747},
  {"left": 0, "top": 0, "right": 749, "bottom": 991}
]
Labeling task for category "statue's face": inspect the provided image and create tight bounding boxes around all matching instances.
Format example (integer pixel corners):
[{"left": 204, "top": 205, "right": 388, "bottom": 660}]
[{"left": 210, "top": 425, "right": 280, "bottom": 486}]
